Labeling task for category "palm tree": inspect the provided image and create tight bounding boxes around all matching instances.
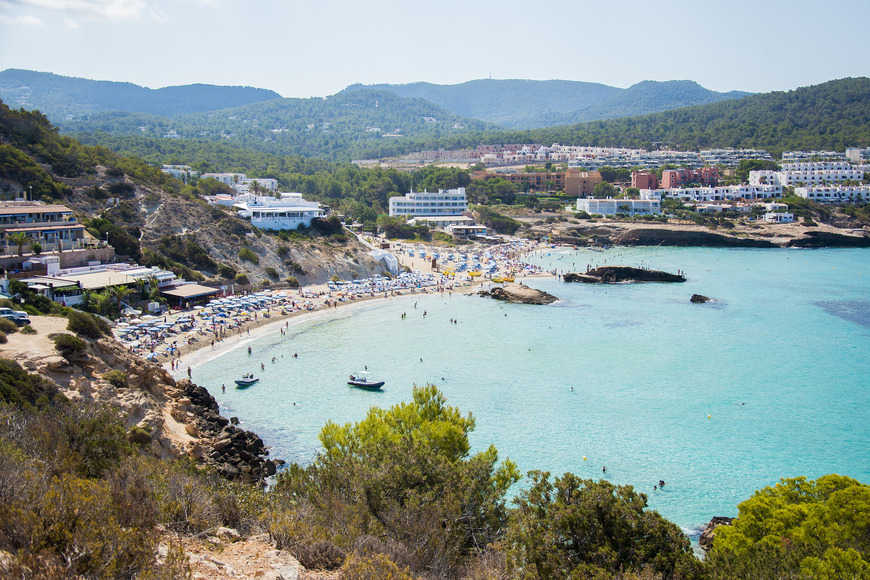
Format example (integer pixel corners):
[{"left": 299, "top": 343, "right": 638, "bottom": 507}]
[
  {"left": 6, "top": 232, "right": 32, "bottom": 256},
  {"left": 107, "top": 285, "right": 135, "bottom": 317}
]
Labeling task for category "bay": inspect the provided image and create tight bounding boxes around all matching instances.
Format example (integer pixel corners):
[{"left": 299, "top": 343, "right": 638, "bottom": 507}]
[{"left": 189, "top": 246, "right": 870, "bottom": 535}]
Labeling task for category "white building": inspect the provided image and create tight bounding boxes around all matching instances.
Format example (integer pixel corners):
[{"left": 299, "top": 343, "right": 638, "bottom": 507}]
[
  {"left": 750, "top": 163, "right": 864, "bottom": 187},
  {"left": 576, "top": 198, "right": 661, "bottom": 216},
  {"left": 641, "top": 185, "right": 782, "bottom": 202},
  {"left": 699, "top": 148, "right": 774, "bottom": 167},
  {"left": 389, "top": 188, "right": 469, "bottom": 217},
  {"left": 161, "top": 165, "right": 199, "bottom": 183},
  {"left": 794, "top": 185, "right": 870, "bottom": 203},
  {"left": 234, "top": 193, "right": 325, "bottom": 230},
  {"left": 200, "top": 173, "right": 278, "bottom": 194},
  {"left": 761, "top": 212, "right": 794, "bottom": 223}
]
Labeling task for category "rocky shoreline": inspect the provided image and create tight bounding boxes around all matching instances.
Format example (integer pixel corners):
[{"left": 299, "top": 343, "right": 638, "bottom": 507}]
[
  {"left": 478, "top": 283, "right": 559, "bottom": 304},
  {"left": 564, "top": 266, "right": 686, "bottom": 284}
]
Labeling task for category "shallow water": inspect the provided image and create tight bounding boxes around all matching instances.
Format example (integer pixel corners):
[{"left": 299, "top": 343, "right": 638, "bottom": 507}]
[{"left": 189, "top": 247, "right": 870, "bottom": 535}]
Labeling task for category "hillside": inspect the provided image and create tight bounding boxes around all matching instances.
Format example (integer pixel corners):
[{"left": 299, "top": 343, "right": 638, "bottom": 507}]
[
  {"left": 58, "top": 89, "right": 500, "bottom": 161},
  {"left": 511, "top": 77, "right": 870, "bottom": 155},
  {"left": 0, "top": 68, "right": 283, "bottom": 118},
  {"left": 0, "top": 100, "right": 387, "bottom": 286},
  {"left": 343, "top": 78, "right": 750, "bottom": 129}
]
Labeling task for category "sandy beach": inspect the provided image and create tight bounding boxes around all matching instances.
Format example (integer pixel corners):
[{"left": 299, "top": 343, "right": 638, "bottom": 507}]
[{"left": 157, "top": 239, "right": 553, "bottom": 378}]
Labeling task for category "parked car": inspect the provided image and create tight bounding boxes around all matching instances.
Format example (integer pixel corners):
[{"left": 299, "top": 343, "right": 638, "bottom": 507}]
[{"left": 0, "top": 307, "right": 31, "bottom": 327}]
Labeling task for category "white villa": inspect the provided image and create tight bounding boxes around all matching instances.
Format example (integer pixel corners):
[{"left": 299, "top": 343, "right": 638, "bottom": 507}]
[
  {"left": 200, "top": 173, "right": 279, "bottom": 194},
  {"left": 388, "top": 188, "right": 469, "bottom": 217},
  {"left": 577, "top": 198, "right": 661, "bottom": 216},
  {"left": 233, "top": 193, "right": 325, "bottom": 230}
]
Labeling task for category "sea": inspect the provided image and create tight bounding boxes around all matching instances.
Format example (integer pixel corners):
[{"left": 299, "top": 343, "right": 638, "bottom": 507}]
[{"left": 187, "top": 246, "right": 870, "bottom": 537}]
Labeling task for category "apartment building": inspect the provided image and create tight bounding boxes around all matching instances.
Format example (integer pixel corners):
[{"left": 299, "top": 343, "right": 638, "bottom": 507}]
[
  {"left": 699, "top": 148, "right": 774, "bottom": 167},
  {"left": 388, "top": 188, "right": 469, "bottom": 217},
  {"left": 794, "top": 186, "right": 870, "bottom": 203},
  {"left": 0, "top": 203, "right": 88, "bottom": 256},
  {"left": 749, "top": 163, "right": 864, "bottom": 187},
  {"left": 631, "top": 172, "right": 659, "bottom": 190},
  {"left": 576, "top": 198, "right": 661, "bottom": 216},
  {"left": 661, "top": 167, "right": 720, "bottom": 188},
  {"left": 641, "top": 185, "right": 782, "bottom": 202}
]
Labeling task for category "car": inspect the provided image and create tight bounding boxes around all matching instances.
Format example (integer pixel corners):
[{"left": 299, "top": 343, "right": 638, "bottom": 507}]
[{"left": 0, "top": 307, "right": 31, "bottom": 327}]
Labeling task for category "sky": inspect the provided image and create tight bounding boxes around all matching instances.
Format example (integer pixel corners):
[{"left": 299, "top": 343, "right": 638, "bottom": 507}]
[{"left": 0, "top": 0, "right": 868, "bottom": 98}]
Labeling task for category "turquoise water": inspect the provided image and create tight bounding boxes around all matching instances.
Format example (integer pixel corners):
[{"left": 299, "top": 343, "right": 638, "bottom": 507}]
[{"left": 188, "top": 247, "right": 870, "bottom": 535}]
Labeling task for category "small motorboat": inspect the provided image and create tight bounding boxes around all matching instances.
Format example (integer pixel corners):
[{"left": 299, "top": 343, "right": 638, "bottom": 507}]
[
  {"left": 235, "top": 374, "right": 259, "bottom": 388},
  {"left": 348, "top": 371, "right": 384, "bottom": 390}
]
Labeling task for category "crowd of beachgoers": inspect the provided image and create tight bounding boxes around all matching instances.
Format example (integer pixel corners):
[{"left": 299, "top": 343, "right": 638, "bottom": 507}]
[{"left": 112, "top": 238, "right": 554, "bottom": 370}]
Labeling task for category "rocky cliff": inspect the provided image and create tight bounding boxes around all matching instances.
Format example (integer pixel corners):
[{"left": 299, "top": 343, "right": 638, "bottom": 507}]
[{"left": 3, "top": 316, "right": 275, "bottom": 483}]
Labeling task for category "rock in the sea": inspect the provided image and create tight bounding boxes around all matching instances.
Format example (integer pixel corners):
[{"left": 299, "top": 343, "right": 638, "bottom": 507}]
[
  {"left": 479, "top": 283, "right": 558, "bottom": 305},
  {"left": 691, "top": 294, "right": 712, "bottom": 303},
  {"left": 565, "top": 266, "right": 685, "bottom": 284},
  {"left": 699, "top": 516, "right": 734, "bottom": 552}
]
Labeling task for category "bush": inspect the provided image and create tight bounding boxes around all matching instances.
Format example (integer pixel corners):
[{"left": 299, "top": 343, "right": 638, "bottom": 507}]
[
  {"left": 0, "top": 331, "right": 5, "bottom": 344},
  {"left": 284, "top": 259, "right": 305, "bottom": 274},
  {"left": 234, "top": 273, "right": 250, "bottom": 285},
  {"left": 291, "top": 540, "right": 346, "bottom": 571},
  {"left": 53, "top": 333, "right": 87, "bottom": 356},
  {"left": 103, "top": 370, "right": 128, "bottom": 389},
  {"left": 286, "top": 277, "right": 300, "bottom": 288},
  {"left": 20, "top": 325, "right": 36, "bottom": 335},
  {"left": 264, "top": 266, "right": 279, "bottom": 279},
  {"left": 67, "top": 309, "right": 109, "bottom": 338},
  {"left": 340, "top": 553, "right": 413, "bottom": 580},
  {"left": 238, "top": 247, "right": 259, "bottom": 264},
  {"left": 0, "top": 318, "right": 18, "bottom": 334},
  {"left": 218, "top": 263, "right": 237, "bottom": 279}
]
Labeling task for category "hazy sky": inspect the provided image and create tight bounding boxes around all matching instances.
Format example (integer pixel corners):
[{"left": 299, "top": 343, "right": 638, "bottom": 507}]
[{"left": 0, "top": 0, "right": 867, "bottom": 98}]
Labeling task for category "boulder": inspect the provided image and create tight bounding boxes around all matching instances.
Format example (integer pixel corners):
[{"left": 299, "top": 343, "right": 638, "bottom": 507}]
[
  {"left": 568, "top": 266, "right": 686, "bottom": 284},
  {"left": 691, "top": 294, "right": 712, "bottom": 303},
  {"left": 699, "top": 516, "right": 734, "bottom": 552},
  {"left": 480, "top": 283, "right": 558, "bottom": 305}
]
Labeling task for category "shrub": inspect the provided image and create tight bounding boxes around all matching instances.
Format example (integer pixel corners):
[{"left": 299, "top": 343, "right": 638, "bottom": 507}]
[
  {"left": 340, "top": 552, "right": 413, "bottom": 580},
  {"left": 20, "top": 325, "right": 36, "bottom": 334},
  {"left": 276, "top": 245, "right": 290, "bottom": 258},
  {"left": 126, "top": 426, "right": 151, "bottom": 447},
  {"left": 67, "top": 309, "right": 109, "bottom": 338},
  {"left": 103, "top": 370, "right": 128, "bottom": 389},
  {"left": 53, "top": 333, "right": 87, "bottom": 357},
  {"left": 238, "top": 247, "right": 259, "bottom": 264},
  {"left": 0, "top": 331, "right": 5, "bottom": 344},
  {"left": 285, "top": 277, "right": 300, "bottom": 288},
  {"left": 291, "top": 540, "right": 346, "bottom": 571},
  {"left": 234, "top": 273, "right": 250, "bottom": 285},
  {"left": 218, "top": 263, "right": 237, "bottom": 279},
  {"left": 331, "top": 274, "right": 341, "bottom": 283},
  {"left": 0, "top": 318, "right": 17, "bottom": 334},
  {"left": 284, "top": 259, "right": 305, "bottom": 274},
  {"left": 264, "top": 266, "right": 279, "bottom": 279}
]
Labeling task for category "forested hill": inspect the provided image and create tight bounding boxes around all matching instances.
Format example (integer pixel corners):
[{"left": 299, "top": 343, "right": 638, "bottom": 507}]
[
  {"left": 497, "top": 77, "right": 870, "bottom": 156},
  {"left": 0, "top": 69, "right": 283, "bottom": 118},
  {"left": 58, "top": 89, "right": 500, "bottom": 161},
  {"left": 343, "top": 78, "right": 750, "bottom": 129}
]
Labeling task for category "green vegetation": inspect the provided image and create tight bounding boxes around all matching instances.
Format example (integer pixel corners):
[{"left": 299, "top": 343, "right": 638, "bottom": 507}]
[
  {"left": 506, "top": 471, "right": 701, "bottom": 578},
  {"left": 708, "top": 474, "right": 870, "bottom": 579},
  {"left": 238, "top": 247, "right": 259, "bottom": 264},
  {"left": 273, "top": 384, "right": 520, "bottom": 576},
  {"left": 53, "top": 332, "right": 87, "bottom": 356},
  {"left": 67, "top": 308, "right": 110, "bottom": 338},
  {"left": 476, "top": 206, "right": 522, "bottom": 234}
]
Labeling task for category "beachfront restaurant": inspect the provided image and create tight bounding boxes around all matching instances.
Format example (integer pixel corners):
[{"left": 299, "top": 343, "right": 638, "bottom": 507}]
[{"left": 160, "top": 283, "right": 220, "bottom": 309}]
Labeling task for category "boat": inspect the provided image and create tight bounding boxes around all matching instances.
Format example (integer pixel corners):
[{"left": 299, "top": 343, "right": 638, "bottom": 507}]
[
  {"left": 235, "top": 374, "right": 259, "bottom": 388},
  {"left": 348, "top": 371, "right": 384, "bottom": 390}
]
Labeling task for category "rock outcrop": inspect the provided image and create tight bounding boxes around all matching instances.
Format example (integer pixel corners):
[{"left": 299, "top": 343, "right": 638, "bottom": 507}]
[
  {"left": 478, "top": 283, "right": 558, "bottom": 304},
  {"left": 786, "top": 231, "right": 870, "bottom": 248},
  {"left": 614, "top": 228, "right": 780, "bottom": 248},
  {"left": 183, "top": 383, "right": 277, "bottom": 483},
  {"left": 690, "top": 294, "right": 712, "bottom": 303},
  {"left": 699, "top": 516, "right": 734, "bottom": 552},
  {"left": 565, "top": 266, "right": 685, "bottom": 284},
  {"left": 2, "top": 317, "right": 277, "bottom": 483}
]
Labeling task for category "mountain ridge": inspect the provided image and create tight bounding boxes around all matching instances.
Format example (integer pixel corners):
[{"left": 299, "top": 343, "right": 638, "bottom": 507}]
[
  {"left": 0, "top": 68, "right": 284, "bottom": 118},
  {"left": 343, "top": 78, "right": 751, "bottom": 129}
]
